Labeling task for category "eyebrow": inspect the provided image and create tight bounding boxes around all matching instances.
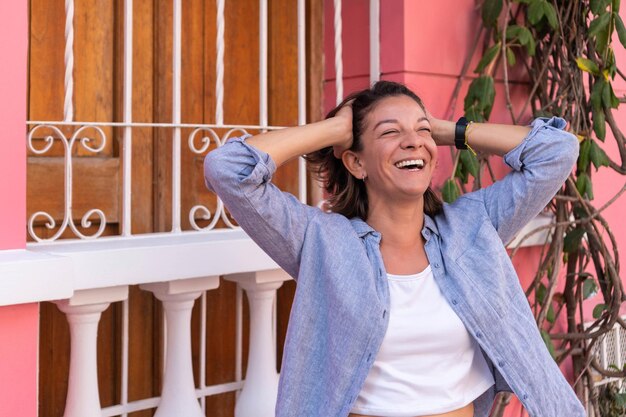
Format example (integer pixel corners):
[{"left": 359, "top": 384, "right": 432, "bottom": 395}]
[{"left": 372, "top": 117, "right": 430, "bottom": 130}]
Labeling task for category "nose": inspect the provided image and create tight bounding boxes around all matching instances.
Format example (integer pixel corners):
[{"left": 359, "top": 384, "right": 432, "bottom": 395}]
[{"left": 400, "top": 131, "right": 423, "bottom": 149}]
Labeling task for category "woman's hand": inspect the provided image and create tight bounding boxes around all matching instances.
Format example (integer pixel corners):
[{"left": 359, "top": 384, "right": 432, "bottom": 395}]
[
  {"left": 425, "top": 110, "right": 455, "bottom": 147},
  {"left": 332, "top": 103, "right": 354, "bottom": 158}
]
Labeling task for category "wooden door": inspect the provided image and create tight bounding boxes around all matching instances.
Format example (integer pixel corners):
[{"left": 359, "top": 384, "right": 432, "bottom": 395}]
[{"left": 29, "top": 1, "right": 323, "bottom": 415}]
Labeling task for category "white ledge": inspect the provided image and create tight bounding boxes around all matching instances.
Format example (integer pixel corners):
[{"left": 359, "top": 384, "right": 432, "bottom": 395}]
[
  {"left": 0, "top": 249, "right": 74, "bottom": 306},
  {"left": 0, "top": 229, "right": 279, "bottom": 306}
]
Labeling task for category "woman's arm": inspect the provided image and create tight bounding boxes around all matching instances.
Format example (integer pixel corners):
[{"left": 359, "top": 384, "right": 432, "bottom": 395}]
[
  {"left": 430, "top": 117, "right": 579, "bottom": 245},
  {"left": 246, "top": 104, "right": 353, "bottom": 166},
  {"left": 430, "top": 119, "right": 531, "bottom": 156},
  {"left": 204, "top": 107, "right": 353, "bottom": 279}
]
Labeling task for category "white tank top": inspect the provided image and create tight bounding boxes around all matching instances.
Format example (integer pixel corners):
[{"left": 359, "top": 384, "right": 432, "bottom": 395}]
[{"left": 350, "top": 265, "right": 495, "bottom": 417}]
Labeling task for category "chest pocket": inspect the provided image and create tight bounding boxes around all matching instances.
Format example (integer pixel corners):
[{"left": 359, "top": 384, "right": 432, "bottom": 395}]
[{"left": 454, "top": 221, "right": 510, "bottom": 318}]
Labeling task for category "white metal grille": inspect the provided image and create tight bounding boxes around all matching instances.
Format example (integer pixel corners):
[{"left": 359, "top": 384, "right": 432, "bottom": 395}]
[{"left": 587, "top": 316, "right": 626, "bottom": 388}]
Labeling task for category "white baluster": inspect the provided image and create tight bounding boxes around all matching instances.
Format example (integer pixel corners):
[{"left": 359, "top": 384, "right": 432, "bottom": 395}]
[
  {"left": 141, "top": 276, "right": 220, "bottom": 417},
  {"left": 55, "top": 286, "right": 129, "bottom": 417},
  {"left": 225, "top": 269, "right": 291, "bottom": 417}
]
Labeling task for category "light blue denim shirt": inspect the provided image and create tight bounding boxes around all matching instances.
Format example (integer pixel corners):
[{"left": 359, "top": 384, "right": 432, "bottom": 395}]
[{"left": 204, "top": 117, "right": 585, "bottom": 417}]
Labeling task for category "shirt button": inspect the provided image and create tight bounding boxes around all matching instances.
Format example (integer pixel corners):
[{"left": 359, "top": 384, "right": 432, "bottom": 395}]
[
  {"left": 434, "top": 262, "right": 440, "bottom": 268},
  {"left": 498, "top": 360, "right": 505, "bottom": 367},
  {"left": 522, "top": 394, "right": 529, "bottom": 400},
  {"left": 382, "top": 310, "right": 386, "bottom": 318},
  {"left": 476, "top": 331, "right": 482, "bottom": 338},
  {"left": 451, "top": 299, "right": 458, "bottom": 305}
]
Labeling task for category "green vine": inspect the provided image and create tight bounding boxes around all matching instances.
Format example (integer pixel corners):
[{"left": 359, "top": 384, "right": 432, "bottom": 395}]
[{"left": 442, "top": 1, "right": 626, "bottom": 415}]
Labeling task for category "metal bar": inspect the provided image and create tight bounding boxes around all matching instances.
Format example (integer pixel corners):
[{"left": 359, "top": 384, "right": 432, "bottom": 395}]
[
  {"left": 297, "top": 0, "right": 307, "bottom": 203},
  {"left": 121, "top": 299, "right": 130, "bottom": 417},
  {"left": 260, "top": 0, "right": 268, "bottom": 130},
  {"left": 369, "top": 0, "right": 380, "bottom": 83},
  {"left": 27, "top": 120, "right": 287, "bottom": 130},
  {"left": 121, "top": 0, "right": 133, "bottom": 237},
  {"left": 64, "top": 0, "right": 74, "bottom": 121},
  {"left": 216, "top": 0, "right": 225, "bottom": 125},
  {"left": 172, "top": 0, "right": 182, "bottom": 233},
  {"left": 333, "top": 0, "right": 343, "bottom": 105}
]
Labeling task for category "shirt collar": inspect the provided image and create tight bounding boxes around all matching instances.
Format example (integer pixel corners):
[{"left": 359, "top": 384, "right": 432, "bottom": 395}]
[{"left": 350, "top": 214, "right": 440, "bottom": 240}]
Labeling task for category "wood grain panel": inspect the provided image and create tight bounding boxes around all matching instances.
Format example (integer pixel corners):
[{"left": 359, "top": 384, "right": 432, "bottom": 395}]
[{"left": 27, "top": 157, "right": 119, "bottom": 224}]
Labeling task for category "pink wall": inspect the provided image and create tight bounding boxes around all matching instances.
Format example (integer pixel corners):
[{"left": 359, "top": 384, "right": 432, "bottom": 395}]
[
  {"left": 325, "top": 1, "right": 626, "bottom": 416},
  {"left": 0, "top": 2, "right": 39, "bottom": 417}
]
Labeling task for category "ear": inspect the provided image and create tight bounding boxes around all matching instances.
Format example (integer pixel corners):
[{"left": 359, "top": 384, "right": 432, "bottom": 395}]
[{"left": 341, "top": 150, "right": 365, "bottom": 179}]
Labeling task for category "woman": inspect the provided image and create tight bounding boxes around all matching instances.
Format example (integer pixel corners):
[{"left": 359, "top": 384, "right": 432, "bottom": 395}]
[{"left": 204, "top": 81, "right": 585, "bottom": 417}]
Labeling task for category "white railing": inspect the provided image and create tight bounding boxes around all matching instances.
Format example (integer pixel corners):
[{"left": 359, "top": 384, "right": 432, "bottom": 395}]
[{"left": 12, "top": 1, "right": 384, "bottom": 416}]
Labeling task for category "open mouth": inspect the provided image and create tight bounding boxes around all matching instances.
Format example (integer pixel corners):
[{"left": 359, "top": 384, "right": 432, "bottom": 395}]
[{"left": 394, "top": 159, "right": 425, "bottom": 170}]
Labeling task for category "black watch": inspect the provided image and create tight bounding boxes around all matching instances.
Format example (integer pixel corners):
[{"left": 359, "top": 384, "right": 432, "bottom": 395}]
[{"left": 455, "top": 116, "right": 469, "bottom": 150}]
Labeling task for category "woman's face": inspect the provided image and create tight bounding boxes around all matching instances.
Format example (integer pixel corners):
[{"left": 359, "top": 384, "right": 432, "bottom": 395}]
[{"left": 354, "top": 95, "right": 437, "bottom": 204}]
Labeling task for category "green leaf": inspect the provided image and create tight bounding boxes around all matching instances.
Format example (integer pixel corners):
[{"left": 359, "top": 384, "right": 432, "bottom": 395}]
[
  {"left": 578, "top": 139, "right": 592, "bottom": 171},
  {"left": 590, "top": 140, "right": 611, "bottom": 170},
  {"left": 583, "top": 279, "right": 598, "bottom": 299},
  {"left": 464, "top": 76, "right": 496, "bottom": 120},
  {"left": 590, "top": 0, "right": 610, "bottom": 15},
  {"left": 460, "top": 150, "right": 480, "bottom": 178},
  {"left": 589, "top": 12, "right": 611, "bottom": 37},
  {"left": 475, "top": 43, "right": 501, "bottom": 73},
  {"left": 525, "top": 35, "right": 536, "bottom": 56},
  {"left": 613, "top": 0, "right": 622, "bottom": 12},
  {"left": 576, "top": 172, "right": 594, "bottom": 199},
  {"left": 465, "top": 106, "right": 484, "bottom": 123},
  {"left": 528, "top": 0, "right": 545, "bottom": 25},
  {"left": 455, "top": 159, "right": 469, "bottom": 184},
  {"left": 576, "top": 57, "right": 600, "bottom": 75},
  {"left": 602, "top": 81, "right": 612, "bottom": 108},
  {"left": 592, "top": 303, "right": 607, "bottom": 318},
  {"left": 482, "top": 0, "right": 503, "bottom": 27},
  {"left": 506, "top": 25, "right": 536, "bottom": 55},
  {"left": 536, "top": 282, "right": 547, "bottom": 304},
  {"left": 546, "top": 304, "right": 556, "bottom": 323},
  {"left": 609, "top": 83, "right": 620, "bottom": 108},
  {"left": 591, "top": 79, "right": 605, "bottom": 110},
  {"left": 615, "top": 13, "right": 626, "bottom": 48},
  {"left": 442, "top": 179, "right": 460, "bottom": 203},
  {"left": 564, "top": 228, "right": 586, "bottom": 253},
  {"left": 596, "top": 26, "right": 611, "bottom": 57},
  {"left": 542, "top": 1, "right": 559, "bottom": 29},
  {"left": 506, "top": 46, "right": 516, "bottom": 66},
  {"left": 593, "top": 107, "right": 606, "bottom": 141},
  {"left": 541, "top": 329, "right": 557, "bottom": 359}
]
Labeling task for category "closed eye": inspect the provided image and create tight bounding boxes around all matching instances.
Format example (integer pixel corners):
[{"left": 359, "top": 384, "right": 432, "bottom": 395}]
[{"left": 382, "top": 129, "right": 398, "bottom": 136}]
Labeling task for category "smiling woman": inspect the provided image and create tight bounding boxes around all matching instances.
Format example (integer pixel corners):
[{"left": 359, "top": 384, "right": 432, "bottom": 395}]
[{"left": 203, "top": 80, "right": 585, "bottom": 417}]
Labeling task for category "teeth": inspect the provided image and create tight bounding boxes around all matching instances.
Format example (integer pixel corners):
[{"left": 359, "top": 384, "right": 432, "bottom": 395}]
[{"left": 395, "top": 159, "right": 424, "bottom": 169}]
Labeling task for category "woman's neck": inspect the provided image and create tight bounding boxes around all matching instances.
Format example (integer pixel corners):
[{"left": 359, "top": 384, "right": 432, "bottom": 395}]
[{"left": 366, "top": 197, "right": 425, "bottom": 249}]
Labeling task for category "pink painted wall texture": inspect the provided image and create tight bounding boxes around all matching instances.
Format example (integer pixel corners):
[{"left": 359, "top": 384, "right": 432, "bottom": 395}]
[
  {"left": 0, "top": 2, "right": 39, "bottom": 417},
  {"left": 325, "top": 1, "right": 626, "bottom": 416}
]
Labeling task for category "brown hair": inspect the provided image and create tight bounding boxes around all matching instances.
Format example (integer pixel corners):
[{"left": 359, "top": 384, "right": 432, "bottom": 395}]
[{"left": 305, "top": 80, "right": 443, "bottom": 220}]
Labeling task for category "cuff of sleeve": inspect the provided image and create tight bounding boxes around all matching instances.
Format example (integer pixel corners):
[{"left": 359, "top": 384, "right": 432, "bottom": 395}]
[
  {"left": 503, "top": 116, "right": 567, "bottom": 171},
  {"left": 227, "top": 134, "right": 278, "bottom": 184}
]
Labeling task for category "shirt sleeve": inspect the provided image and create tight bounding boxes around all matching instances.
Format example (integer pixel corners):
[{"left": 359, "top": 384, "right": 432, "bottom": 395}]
[
  {"left": 203, "top": 135, "right": 313, "bottom": 278},
  {"left": 465, "top": 117, "right": 579, "bottom": 245}
]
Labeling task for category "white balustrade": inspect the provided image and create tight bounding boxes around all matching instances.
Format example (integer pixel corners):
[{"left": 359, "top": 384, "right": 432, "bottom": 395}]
[
  {"left": 140, "top": 276, "right": 220, "bottom": 417},
  {"left": 55, "top": 286, "right": 129, "bottom": 417},
  {"left": 225, "top": 269, "right": 292, "bottom": 417}
]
